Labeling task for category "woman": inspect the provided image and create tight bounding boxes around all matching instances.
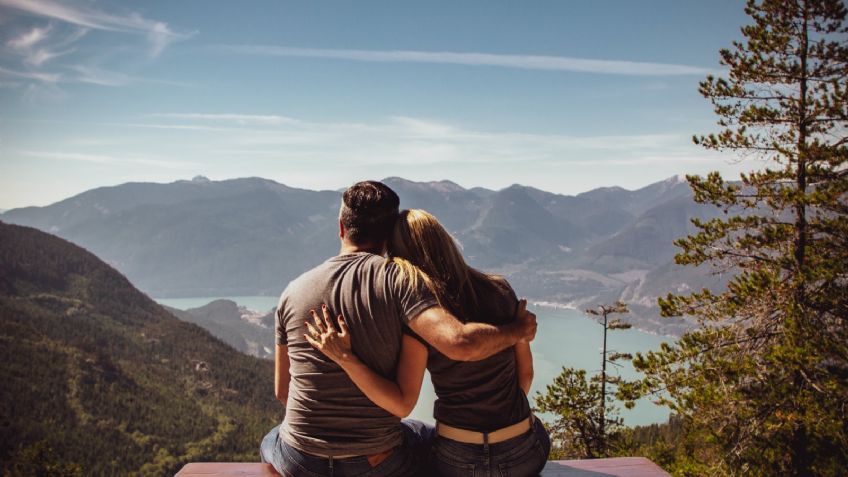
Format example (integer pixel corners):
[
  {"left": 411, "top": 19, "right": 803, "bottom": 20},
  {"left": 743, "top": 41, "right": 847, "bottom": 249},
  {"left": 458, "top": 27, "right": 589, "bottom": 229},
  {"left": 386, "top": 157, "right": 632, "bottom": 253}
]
[{"left": 306, "top": 209, "right": 550, "bottom": 476}]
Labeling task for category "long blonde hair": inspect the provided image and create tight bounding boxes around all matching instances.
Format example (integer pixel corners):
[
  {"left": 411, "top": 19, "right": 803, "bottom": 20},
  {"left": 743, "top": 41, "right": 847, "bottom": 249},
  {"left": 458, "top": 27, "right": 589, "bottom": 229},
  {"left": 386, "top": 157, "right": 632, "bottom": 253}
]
[{"left": 388, "top": 209, "right": 502, "bottom": 320}]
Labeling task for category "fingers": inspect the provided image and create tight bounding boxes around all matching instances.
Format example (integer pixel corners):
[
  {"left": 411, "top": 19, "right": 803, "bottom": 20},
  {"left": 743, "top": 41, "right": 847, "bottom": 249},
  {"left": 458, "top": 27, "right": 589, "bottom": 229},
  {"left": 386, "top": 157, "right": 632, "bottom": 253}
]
[
  {"left": 515, "top": 299, "right": 537, "bottom": 342},
  {"left": 305, "top": 333, "right": 320, "bottom": 349},
  {"left": 306, "top": 321, "right": 320, "bottom": 339},
  {"left": 337, "top": 315, "right": 349, "bottom": 337},
  {"left": 525, "top": 311, "right": 538, "bottom": 342},
  {"left": 310, "top": 309, "right": 325, "bottom": 333},
  {"left": 320, "top": 304, "right": 335, "bottom": 331}
]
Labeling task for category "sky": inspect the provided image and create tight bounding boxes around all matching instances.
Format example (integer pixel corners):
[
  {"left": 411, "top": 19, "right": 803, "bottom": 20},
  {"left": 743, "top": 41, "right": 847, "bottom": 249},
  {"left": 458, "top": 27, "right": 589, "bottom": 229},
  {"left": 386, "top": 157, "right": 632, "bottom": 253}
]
[{"left": 0, "top": 0, "right": 756, "bottom": 210}]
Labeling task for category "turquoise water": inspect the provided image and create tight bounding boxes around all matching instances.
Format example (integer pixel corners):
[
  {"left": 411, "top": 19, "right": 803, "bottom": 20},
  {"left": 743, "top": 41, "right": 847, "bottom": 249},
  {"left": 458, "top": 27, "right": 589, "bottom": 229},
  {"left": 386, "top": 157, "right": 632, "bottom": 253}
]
[{"left": 156, "top": 296, "right": 673, "bottom": 427}]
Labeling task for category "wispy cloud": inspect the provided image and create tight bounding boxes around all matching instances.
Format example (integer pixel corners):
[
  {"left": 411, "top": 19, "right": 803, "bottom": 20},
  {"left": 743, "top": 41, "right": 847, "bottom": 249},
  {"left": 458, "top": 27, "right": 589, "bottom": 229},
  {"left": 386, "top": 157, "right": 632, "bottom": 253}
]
[
  {"left": 117, "top": 113, "right": 708, "bottom": 167},
  {"left": 0, "top": 65, "right": 60, "bottom": 82},
  {"left": 0, "top": 63, "right": 188, "bottom": 87},
  {"left": 0, "top": 0, "right": 192, "bottom": 57},
  {"left": 21, "top": 150, "right": 199, "bottom": 169},
  {"left": 68, "top": 65, "right": 128, "bottom": 86},
  {"left": 222, "top": 45, "right": 713, "bottom": 76},
  {"left": 4, "top": 114, "right": 744, "bottom": 201},
  {"left": 7, "top": 24, "right": 52, "bottom": 50},
  {"left": 7, "top": 115, "right": 710, "bottom": 166},
  {"left": 71, "top": 66, "right": 192, "bottom": 87},
  {"left": 149, "top": 113, "right": 300, "bottom": 126},
  {"left": 5, "top": 23, "right": 75, "bottom": 67},
  {"left": 1, "top": 1, "right": 190, "bottom": 96}
]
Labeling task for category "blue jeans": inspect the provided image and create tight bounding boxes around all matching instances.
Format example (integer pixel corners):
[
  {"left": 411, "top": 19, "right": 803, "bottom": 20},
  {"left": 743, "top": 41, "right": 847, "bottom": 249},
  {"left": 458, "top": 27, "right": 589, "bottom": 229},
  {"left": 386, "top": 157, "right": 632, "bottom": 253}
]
[
  {"left": 430, "top": 417, "right": 551, "bottom": 477},
  {"left": 260, "top": 420, "right": 435, "bottom": 477}
]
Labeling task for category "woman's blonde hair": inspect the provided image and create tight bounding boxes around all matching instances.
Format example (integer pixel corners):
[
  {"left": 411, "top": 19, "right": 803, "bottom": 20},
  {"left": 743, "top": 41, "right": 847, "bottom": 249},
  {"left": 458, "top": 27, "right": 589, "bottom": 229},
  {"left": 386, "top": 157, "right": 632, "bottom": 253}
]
[{"left": 388, "top": 209, "right": 502, "bottom": 320}]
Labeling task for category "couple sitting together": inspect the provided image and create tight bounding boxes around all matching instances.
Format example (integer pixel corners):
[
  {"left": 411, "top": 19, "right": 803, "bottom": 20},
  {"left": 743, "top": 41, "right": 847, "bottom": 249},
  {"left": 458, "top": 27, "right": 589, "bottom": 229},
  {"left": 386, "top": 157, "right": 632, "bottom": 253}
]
[{"left": 260, "top": 180, "right": 551, "bottom": 476}]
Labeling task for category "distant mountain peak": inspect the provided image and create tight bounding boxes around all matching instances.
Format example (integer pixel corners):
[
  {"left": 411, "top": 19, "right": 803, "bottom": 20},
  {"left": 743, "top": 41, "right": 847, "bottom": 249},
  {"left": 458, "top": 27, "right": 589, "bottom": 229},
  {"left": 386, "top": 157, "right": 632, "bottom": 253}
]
[
  {"left": 382, "top": 177, "right": 467, "bottom": 193},
  {"left": 192, "top": 175, "right": 211, "bottom": 183},
  {"left": 665, "top": 174, "right": 688, "bottom": 184}
]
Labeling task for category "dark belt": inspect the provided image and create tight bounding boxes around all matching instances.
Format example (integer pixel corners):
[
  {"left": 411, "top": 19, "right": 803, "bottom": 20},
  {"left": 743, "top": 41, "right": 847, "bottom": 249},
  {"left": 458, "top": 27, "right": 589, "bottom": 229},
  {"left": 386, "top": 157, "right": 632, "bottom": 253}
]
[{"left": 302, "top": 446, "right": 396, "bottom": 467}]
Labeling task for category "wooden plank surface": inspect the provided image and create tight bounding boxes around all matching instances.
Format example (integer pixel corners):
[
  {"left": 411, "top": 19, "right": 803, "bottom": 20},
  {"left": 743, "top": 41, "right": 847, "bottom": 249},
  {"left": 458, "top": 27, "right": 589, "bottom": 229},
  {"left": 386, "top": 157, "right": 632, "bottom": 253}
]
[
  {"left": 174, "top": 463, "right": 280, "bottom": 476},
  {"left": 542, "top": 457, "right": 671, "bottom": 476},
  {"left": 175, "top": 458, "right": 670, "bottom": 476}
]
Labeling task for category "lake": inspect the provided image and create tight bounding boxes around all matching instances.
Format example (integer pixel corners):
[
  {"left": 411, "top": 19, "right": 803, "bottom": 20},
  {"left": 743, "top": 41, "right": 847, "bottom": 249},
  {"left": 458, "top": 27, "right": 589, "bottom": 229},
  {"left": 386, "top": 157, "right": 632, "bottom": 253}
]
[{"left": 157, "top": 296, "right": 673, "bottom": 427}]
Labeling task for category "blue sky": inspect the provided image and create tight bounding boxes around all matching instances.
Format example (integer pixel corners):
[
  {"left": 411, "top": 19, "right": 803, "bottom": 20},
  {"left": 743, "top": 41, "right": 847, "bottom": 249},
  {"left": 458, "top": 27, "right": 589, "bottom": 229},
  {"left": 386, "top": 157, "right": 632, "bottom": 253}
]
[{"left": 0, "top": 0, "right": 753, "bottom": 209}]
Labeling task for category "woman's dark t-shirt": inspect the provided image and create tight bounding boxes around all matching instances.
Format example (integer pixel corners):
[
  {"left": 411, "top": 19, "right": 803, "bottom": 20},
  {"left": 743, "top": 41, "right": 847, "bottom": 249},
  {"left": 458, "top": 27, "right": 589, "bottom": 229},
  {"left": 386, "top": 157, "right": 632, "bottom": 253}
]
[{"left": 412, "top": 277, "right": 531, "bottom": 432}]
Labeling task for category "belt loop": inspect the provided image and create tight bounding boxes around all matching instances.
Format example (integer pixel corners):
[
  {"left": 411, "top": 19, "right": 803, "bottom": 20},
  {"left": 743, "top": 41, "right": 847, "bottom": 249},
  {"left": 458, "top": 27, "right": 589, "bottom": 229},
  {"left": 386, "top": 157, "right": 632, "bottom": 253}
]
[{"left": 328, "top": 455, "right": 334, "bottom": 477}]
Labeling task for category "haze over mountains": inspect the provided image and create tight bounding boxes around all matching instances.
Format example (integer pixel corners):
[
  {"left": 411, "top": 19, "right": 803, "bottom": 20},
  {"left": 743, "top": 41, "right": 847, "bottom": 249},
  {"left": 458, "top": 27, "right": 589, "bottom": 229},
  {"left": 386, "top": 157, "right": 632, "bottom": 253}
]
[{"left": 1, "top": 175, "right": 730, "bottom": 335}]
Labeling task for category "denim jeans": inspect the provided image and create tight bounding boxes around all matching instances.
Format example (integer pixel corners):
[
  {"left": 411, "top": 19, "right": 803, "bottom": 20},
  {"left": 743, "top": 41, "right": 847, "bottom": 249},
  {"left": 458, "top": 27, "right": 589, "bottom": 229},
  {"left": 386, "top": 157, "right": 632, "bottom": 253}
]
[
  {"left": 430, "top": 417, "right": 551, "bottom": 477},
  {"left": 260, "top": 420, "right": 435, "bottom": 477}
]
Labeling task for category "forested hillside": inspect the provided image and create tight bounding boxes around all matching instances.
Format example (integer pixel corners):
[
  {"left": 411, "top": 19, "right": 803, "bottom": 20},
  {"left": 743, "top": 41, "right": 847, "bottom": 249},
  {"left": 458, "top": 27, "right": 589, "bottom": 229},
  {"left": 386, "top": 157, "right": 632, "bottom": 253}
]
[{"left": 0, "top": 222, "right": 280, "bottom": 476}]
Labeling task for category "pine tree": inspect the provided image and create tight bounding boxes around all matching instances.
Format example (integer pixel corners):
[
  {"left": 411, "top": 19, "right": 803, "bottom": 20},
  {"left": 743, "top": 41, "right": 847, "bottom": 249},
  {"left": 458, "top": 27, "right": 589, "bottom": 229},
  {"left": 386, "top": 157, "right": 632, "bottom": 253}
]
[
  {"left": 586, "top": 301, "right": 633, "bottom": 455},
  {"left": 535, "top": 302, "right": 634, "bottom": 458},
  {"left": 633, "top": 1, "right": 848, "bottom": 475}
]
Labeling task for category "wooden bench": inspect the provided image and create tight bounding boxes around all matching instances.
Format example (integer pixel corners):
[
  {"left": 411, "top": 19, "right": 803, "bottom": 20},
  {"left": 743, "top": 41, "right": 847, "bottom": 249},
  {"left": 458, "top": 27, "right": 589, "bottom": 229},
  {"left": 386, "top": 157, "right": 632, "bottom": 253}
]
[
  {"left": 542, "top": 457, "right": 670, "bottom": 476},
  {"left": 175, "top": 457, "right": 670, "bottom": 476}
]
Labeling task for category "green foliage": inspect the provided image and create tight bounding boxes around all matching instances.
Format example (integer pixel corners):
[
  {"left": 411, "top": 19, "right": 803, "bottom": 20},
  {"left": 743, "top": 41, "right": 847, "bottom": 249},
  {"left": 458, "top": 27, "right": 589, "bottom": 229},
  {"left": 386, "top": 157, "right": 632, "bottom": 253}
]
[
  {"left": 535, "top": 367, "right": 612, "bottom": 458},
  {"left": 615, "top": 415, "right": 719, "bottom": 477},
  {"left": 535, "top": 301, "right": 636, "bottom": 458},
  {"left": 0, "top": 222, "right": 280, "bottom": 476},
  {"left": 3, "top": 441, "right": 84, "bottom": 477},
  {"left": 536, "top": 367, "right": 630, "bottom": 459},
  {"left": 634, "top": 1, "right": 848, "bottom": 475}
]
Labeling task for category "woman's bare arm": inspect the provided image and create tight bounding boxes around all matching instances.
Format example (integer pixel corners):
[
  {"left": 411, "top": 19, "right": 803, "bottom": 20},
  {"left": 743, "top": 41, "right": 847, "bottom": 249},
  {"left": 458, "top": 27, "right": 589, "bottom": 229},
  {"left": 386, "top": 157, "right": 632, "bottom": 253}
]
[
  {"left": 306, "top": 306, "right": 427, "bottom": 418},
  {"left": 275, "top": 344, "right": 291, "bottom": 405},
  {"left": 514, "top": 341, "right": 534, "bottom": 395}
]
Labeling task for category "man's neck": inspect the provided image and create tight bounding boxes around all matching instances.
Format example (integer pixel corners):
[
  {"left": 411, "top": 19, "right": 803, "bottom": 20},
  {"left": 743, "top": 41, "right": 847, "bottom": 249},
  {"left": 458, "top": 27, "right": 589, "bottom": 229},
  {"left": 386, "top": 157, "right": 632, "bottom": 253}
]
[{"left": 339, "top": 241, "right": 383, "bottom": 256}]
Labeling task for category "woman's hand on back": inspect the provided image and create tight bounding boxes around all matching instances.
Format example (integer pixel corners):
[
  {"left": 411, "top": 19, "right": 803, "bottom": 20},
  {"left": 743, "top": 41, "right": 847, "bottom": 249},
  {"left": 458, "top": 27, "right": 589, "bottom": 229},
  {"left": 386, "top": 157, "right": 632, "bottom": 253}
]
[
  {"left": 305, "top": 305, "right": 358, "bottom": 367},
  {"left": 305, "top": 304, "right": 427, "bottom": 417}
]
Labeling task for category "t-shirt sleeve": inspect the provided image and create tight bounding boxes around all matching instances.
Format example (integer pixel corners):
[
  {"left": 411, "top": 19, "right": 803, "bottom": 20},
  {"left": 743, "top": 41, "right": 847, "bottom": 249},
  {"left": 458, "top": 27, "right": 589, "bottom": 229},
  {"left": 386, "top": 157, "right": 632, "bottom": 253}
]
[
  {"left": 403, "top": 324, "right": 430, "bottom": 347},
  {"left": 275, "top": 290, "right": 288, "bottom": 345},
  {"left": 387, "top": 263, "right": 439, "bottom": 324}
]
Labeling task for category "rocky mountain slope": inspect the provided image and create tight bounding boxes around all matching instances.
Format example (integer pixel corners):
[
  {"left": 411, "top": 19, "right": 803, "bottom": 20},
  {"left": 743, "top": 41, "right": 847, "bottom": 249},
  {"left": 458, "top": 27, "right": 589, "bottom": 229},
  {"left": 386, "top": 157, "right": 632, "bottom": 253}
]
[{"left": 165, "top": 299, "right": 275, "bottom": 360}]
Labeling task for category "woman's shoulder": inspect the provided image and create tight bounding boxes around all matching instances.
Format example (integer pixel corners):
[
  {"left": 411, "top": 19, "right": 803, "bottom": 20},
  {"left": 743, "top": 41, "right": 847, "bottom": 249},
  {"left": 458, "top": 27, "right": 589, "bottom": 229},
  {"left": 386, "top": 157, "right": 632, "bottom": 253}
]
[
  {"left": 471, "top": 273, "right": 518, "bottom": 318},
  {"left": 483, "top": 274, "right": 517, "bottom": 301}
]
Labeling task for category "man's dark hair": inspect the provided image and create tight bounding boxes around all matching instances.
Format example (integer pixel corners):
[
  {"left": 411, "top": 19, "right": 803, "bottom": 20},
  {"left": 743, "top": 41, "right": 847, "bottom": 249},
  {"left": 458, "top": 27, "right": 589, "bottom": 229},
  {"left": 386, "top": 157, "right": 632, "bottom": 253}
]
[{"left": 340, "top": 181, "right": 400, "bottom": 246}]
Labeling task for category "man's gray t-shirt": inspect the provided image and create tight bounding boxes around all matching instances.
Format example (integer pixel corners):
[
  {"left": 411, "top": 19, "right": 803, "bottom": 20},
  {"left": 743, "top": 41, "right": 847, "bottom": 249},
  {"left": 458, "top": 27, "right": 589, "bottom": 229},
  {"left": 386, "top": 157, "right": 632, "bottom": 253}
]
[{"left": 276, "top": 252, "right": 437, "bottom": 456}]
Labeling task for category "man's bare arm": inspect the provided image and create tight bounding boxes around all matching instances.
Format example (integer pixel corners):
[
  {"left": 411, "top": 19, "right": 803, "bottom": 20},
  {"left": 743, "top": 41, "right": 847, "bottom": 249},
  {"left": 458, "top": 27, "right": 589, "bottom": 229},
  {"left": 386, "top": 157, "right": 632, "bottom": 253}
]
[{"left": 407, "top": 299, "right": 536, "bottom": 362}]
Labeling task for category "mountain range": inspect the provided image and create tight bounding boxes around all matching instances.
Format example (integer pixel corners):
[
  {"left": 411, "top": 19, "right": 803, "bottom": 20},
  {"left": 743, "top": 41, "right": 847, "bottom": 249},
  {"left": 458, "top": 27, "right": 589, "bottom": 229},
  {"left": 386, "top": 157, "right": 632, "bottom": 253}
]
[
  {"left": 1, "top": 175, "right": 731, "bottom": 336},
  {"left": 0, "top": 222, "right": 279, "bottom": 476}
]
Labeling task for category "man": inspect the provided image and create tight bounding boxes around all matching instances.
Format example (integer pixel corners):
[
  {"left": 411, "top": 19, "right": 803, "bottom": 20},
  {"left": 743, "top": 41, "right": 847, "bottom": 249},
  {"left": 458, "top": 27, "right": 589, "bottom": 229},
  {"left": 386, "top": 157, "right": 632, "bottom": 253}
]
[{"left": 260, "top": 180, "right": 537, "bottom": 476}]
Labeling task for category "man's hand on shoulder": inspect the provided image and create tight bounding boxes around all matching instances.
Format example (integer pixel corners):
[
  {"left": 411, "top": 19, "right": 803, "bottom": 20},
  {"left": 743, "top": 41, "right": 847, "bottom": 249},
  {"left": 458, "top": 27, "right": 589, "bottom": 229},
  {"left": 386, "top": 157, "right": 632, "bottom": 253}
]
[{"left": 514, "top": 299, "right": 537, "bottom": 343}]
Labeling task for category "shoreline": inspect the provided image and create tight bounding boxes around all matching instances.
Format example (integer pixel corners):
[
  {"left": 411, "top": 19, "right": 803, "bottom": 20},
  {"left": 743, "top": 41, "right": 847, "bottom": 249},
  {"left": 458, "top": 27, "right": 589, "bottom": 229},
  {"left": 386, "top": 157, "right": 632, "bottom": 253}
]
[
  {"left": 531, "top": 300, "right": 679, "bottom": 339},
  {"left": 155, "top": 295, "right": 681, "bottom": 339}
]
